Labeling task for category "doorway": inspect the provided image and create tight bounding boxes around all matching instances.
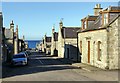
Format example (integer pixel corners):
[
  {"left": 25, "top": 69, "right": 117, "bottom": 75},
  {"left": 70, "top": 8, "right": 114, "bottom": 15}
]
[
  {"left": 88, "top": 41, "right": 90, "bottom": 63},
  {"left": 67, "top": 48, "right": 69, "bottom": 59}
]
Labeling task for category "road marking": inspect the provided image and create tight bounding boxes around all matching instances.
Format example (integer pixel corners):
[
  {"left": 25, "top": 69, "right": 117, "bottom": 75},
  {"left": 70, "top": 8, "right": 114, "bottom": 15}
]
[{"left": 38, "top": 59, "right": 44, "bottom": 65}]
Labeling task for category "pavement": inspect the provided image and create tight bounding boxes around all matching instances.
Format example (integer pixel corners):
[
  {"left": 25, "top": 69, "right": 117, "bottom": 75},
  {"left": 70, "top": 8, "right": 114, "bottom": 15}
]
[
  {"left": 56, "top": 57, "right": 119, "bottom": 81},
  {"left": 72, "top": 63, "right": 103, "bottom": 72},
  {"left": 56, "top": 57, "right": 118, "bottom": 72},
  {"left": 55, "top": 57, "right": 103, "bottom": 72}
]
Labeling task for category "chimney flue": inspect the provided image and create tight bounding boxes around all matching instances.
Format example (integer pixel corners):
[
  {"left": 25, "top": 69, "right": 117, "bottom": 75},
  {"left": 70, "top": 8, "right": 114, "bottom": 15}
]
[{"left": 94, "top": 4, "right": 103, "bottom": 16}]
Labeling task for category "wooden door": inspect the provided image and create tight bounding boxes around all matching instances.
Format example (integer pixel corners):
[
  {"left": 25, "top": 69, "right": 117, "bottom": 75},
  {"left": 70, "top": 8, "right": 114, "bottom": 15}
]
[{"left": 88, "top": 41, "right": 90, "bottom": 63}]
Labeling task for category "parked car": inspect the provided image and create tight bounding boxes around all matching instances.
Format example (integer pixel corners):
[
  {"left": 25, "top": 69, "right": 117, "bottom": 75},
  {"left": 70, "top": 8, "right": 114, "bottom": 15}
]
[
  {"left": 26, "top": 50, "right": 31, "bottom": 55},
  {"left": 11, "top": 53, "right": 28, "bottom": 66},
  {"left": 19, "top": 52, "right": 29, "bottom": 60}
]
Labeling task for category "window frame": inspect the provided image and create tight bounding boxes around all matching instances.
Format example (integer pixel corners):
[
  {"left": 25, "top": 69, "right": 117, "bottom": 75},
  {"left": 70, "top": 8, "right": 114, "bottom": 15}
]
[{"left": 98, "top": 41, "right": 102, "bottom": 61}]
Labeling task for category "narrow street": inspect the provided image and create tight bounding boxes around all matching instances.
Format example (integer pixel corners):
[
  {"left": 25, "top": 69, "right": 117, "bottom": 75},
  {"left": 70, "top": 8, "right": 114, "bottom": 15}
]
[
  {"left": 2, "top": 51, "right": 118, "bottom": 81},
  {"left": 2, "top": 51, "right": 95, "bottom": 81}
]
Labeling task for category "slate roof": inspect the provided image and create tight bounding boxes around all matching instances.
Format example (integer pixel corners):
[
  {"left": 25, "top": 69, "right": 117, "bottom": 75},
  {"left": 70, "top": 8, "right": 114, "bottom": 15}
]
[
  {"left": 79, "top": 14, "right": 119, "bottom": 33},
  {"left": 54, "top": 32, "right": 58, "bottom": 41},
  {"left": 110, "top": 6, "right": 120, "bottom": 11},
  {"left": 61, "top": 27, "right": 80, "bottom": 38},
  {"left": 104, "top": 6, "right": 120, "bottom": 11},
  {"left": 46, "top": 37, "right": 51, "bottom": 42},
  {"left": 81, "top": 15, "right": 98, "bottom": 21},
  {"left": 79, "top": 6, "right": 120, "bottom": 33},
  {"left": 86, "top": 15, "right": 98, "bottom": 20}
]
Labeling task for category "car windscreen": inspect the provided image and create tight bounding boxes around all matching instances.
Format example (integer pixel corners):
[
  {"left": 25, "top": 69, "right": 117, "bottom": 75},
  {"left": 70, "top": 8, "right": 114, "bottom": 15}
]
[{"left": 13, "top": 54, "right": 26, "bottom": 58}]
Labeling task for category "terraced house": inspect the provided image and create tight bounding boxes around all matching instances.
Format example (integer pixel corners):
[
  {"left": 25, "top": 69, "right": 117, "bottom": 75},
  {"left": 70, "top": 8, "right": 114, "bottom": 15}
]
[
  {"left": 3, "top": 20, "right": 26, "bottom": 62},
  {"left": 0, "top": 12, "right": 3, "bottom": 61},
  {"left": 1, "top": 13, "right": 12, "bottom": 62},
  {"left": 51, "top": 27, "right": 58, "bottom": 56},
  {"left": 78, "top": 4, "right": 120, "bottom": 69},
  {"left": 42, "top": 34, "right": 51, "bottom": 54},
  {"left": 58, "top": 21, "right": 80, "bottom": 62}
]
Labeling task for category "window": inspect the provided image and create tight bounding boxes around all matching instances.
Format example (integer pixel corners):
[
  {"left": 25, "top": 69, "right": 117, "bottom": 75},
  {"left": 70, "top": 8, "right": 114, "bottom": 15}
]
[
  {"left": 103, "top": 13, "right": 108, "bottom": 25},
  {"left": 80, "top": 41, "right": 82, "bottom": 54},
  {"left": 98, "top": 41, "right": 101, "bottom": 61}
]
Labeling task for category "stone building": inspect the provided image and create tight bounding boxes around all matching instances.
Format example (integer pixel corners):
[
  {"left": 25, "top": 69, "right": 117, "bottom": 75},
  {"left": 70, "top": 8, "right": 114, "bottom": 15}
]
[
  {"left": 0, "top": 12, "right": 2, "bottom": 54},
  {"left": 0, "top": 12, "right": 2, "bottom": 59},
  {"left": 14, "top": 25, "right": 19, "bottom": 54},
  {"left": 42, "top": 34, "right": 51, "bottom": 54},
  {"left": 2, "top": 27, "right": 8, "bottom": 62},
  {"left": 36, "top": 42, "right": 42, "bottom": 51},
  {"left": 58, "top": 21, "right": 80, "bottom": 61},
  {"left": 4, "top": 21, "right": 22, "bottom": 61},
  {"left": 24, "top": 41, "right": 29, "bottom": 50},
  {"left": 51, "top": 27, "right": 58, "bottom": 56},
  {"left": 0, "top": 12, "right": 8, "bottom": 62},
  {"left": 78, "top": 4, "right": 120, "bottom": 69},
  {"left": 41, "top": 39, "right": 45, "bottom": 52},
  {"left": 5, "top": 20, "right": 14, "bottom": 60},
  {"left": 18, "top": 38, "right": 25, "bottom": 52}
]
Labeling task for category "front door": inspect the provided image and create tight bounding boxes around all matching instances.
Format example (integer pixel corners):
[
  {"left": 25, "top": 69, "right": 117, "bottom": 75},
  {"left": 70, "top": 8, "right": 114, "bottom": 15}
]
[{"left": 88, "top": 41, "right": 90, "bottom": 63}]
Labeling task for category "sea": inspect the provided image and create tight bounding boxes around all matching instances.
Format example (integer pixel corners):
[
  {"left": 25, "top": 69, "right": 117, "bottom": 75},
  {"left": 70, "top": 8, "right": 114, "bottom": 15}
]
[{"left": 25, "top": 40, "right": 42, "bottom": 49}]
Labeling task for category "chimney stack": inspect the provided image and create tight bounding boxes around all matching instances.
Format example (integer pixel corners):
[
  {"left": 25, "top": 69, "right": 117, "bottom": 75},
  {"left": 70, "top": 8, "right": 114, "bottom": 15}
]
[
  {"left": 16, "top": 25, "right": 18, "bottom": 39},
  {"left": 52, "top": 26, "right": 55, "bottom": 33},
  {"left": 59, "top": 18, "right": 63, "bottom": 29},
  {"left": 94, "top": 4, "right": 103, "bottom": 16},
  {"left": 10, "top": 20, "right": 14, "bottom": 32}
]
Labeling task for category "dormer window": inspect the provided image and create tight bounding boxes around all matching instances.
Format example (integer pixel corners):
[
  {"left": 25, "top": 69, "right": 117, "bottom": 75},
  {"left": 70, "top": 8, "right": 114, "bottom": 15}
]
[
  {"left": 82, "top": 21, "right": 87, "bottom": 29},
  {"left": 103, "top": 13, "right": 108, "bottom": 25}
]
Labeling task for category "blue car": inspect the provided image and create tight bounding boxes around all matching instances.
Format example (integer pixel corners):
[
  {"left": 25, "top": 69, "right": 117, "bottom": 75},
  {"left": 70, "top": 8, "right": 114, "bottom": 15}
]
[{"left": 11, "top": 53, "right": 28, "bottom": 66}]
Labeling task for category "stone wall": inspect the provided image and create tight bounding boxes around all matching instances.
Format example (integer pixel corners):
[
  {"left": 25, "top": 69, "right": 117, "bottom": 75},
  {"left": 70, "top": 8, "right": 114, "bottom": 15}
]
[
  {"left": 51, "top": 41, "right": 58, "bottom": 55},
  {"left": 78, "top": 29, "right": 108, "bottom": 69},
  {"left": 107, "top": 17, "right": 119, "bottom": 69},
  {"left": 119, "top": 16, "right": 120, "bottom": 69},
  {"left": 64, "top": 38, "right": 77, "bottom": 61},
  {"left": 46, "top": 42, "right": 51, "bottom": 54},
  {"left": 0, "top": 14, "right": 2, "bottom": 60},
  {"left": 14, "top": 39, "right": 18, "bottom": 54},
  {"left": 58, "top": 36, "right": 78, "bottom": 61},
  {"left": 58, "top": 34, "right": 64, "bottom": 58}
]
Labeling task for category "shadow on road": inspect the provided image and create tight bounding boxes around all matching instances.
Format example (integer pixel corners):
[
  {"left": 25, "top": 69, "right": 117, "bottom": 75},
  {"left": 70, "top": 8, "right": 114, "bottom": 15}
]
[{"left": 2, "top": 52, "right": 79, "bottom": 79}]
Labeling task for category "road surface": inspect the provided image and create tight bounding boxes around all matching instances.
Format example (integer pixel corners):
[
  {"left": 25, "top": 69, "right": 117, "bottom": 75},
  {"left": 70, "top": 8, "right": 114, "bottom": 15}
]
[{"left": 2, "top": 51, "right": 118, "bottom": 82}]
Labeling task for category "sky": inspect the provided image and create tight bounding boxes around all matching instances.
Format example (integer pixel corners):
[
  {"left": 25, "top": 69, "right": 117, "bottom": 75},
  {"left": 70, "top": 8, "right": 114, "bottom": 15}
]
[{"left": 2, "top": 2, "right": 118, "bottom": 40}]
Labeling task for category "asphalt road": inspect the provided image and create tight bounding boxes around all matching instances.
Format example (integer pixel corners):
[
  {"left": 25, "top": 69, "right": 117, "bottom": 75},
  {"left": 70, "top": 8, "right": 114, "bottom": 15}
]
[
  {"left": 2, "top": 51, "right": 96, "bottom": 81},
  {"left": 3, "top": 51, "right": 118, "bottom": 82}
]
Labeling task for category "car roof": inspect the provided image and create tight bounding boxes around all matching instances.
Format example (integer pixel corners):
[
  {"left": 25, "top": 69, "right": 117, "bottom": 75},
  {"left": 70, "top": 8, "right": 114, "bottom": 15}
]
[
  {"left": 19, "top": 52, "right": 26, "bottom": 54},
  {"left": 14, "top": 53, "right": 25, "bottom": 56}
]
